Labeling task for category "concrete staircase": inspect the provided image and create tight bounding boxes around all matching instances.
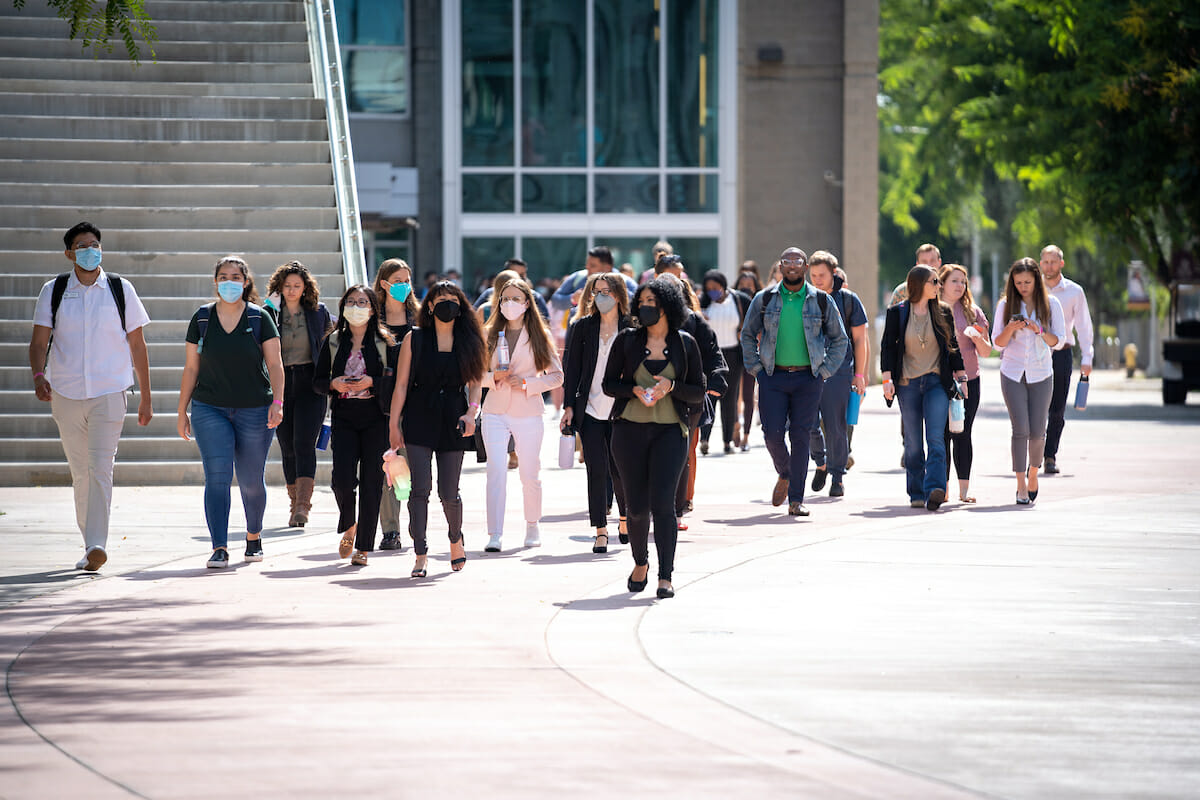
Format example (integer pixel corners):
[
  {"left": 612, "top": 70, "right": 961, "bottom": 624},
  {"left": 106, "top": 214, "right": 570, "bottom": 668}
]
[{"left": 0, "top": 0, "right": 346, "bottom": 486}]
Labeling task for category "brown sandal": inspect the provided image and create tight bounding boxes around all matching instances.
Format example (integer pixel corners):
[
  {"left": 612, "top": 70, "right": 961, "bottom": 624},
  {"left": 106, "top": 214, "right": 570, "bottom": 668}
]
[
  {"left": 351, "top": 550, "right": 368, "bottom": 566},
  {"left": 338, "top": 526, "right": 356, "bottom": 559}
]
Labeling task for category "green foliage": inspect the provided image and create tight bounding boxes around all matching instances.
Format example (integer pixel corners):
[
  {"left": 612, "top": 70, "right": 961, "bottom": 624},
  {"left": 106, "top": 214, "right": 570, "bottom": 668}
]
[
  {"left": 880, "top": 0, "right": 1200, "bottom": 294},
  {"left": 12, "top": 0, "right": 157, "bottom": 64}
]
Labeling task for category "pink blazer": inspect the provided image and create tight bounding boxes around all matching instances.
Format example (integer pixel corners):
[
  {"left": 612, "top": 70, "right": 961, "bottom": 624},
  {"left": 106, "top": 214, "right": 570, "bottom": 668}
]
[{"left": 481, "top": 328, "right": 564, "bottom": 417}]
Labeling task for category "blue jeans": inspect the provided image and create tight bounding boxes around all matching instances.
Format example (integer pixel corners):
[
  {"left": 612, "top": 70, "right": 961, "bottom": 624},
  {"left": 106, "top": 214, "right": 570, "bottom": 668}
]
[
  {"left": 758, "top": 369, "right": 824, "bottom": 504},
  {"left": 809, "top": 369, "right": 851, "bottom": 478},
  {"left": 191, "top": 400, "right": 275, "bottom": 549},
  {"left": 896, "top": 373, "right": 950, "bottom": 502}
]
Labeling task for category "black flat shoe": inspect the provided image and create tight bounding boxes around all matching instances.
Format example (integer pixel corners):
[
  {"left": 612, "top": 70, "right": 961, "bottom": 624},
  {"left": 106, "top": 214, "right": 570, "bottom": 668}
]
[
  {"left": 592, "top": 533, "right": 609, "bottom": 554},
  {"left": 627, "top": 569, "right": 649, "bottom": 593},
  {"left": 656, "top": 585, "right": 675, "bottom": 599},
  {"left": 244, "top": 538, "right": 263, "bottom": 562}
]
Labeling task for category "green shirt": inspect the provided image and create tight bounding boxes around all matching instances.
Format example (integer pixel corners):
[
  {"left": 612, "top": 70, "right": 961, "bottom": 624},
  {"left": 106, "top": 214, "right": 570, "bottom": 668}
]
[
  {"left": 773, "top": 282, "right": 811, "bottom": 367},
  {"left": 619, "top": 361, "right": 687, "bottom": 437},
  {"left": 186, "top": 306, "right": 279, "bottom": 408}
]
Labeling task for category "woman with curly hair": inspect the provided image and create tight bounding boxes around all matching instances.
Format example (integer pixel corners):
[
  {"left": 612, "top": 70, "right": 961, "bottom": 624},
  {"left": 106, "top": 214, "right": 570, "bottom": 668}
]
[
  {"left": 603, "top": 277, "right": 706, "bottom": 599},
  {"left": 480, "top": 278, "right": 564, "bottom": 552},
  {"left": 264, "top": 260, "right": 334, "bottom": 527},
  {"left": 389, "top": 282, "right": 487, "bottom": 576}
]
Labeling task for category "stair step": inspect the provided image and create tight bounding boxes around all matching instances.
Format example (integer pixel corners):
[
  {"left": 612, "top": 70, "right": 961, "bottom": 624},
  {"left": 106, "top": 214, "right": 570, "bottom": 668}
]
[
  {"left": 3, "top": 77, "right": 315, "bottom": 99},
  {"left": 2, "top": 16, "right": 308, "bottom": 43},
  {"left": 0, "top": 364, "right": 185, "bottom": 390},
  {"left": 0, "top": 272, "right": 345, "bottom": 298},
  {"left": 0, "top": 93, "right": 324, "bottom": 120},
  {"left": 0, "top": 228, "right": 340, "bottom": 253},
  {"left": 0, "top": 412, "right": 189, "bottom": 438},
  {"left": 0, "top": 339, "right": 191, "bottom": 366},
  {"left": 0, "top": 253, "right": 346, "bottom": 279},
  {"left": 0, "top": 388, "right": 187, "bottom": 414},
  {"left": 0, "top": 0, "right": 304, "bottom": 23},
  {"left": 0, "top": 206, "right": 338, "bottom": 231},
  {"left": 0, "top": 161, "right": 331, "bottom": 186},
  {"left": 3, "top": 116, "right": 328, "bottom": 141},
  {"left": 0, "top": 139, "right": 329, "bottom": 164},
  {"left": 0, "top": 57, "right": 311, "bottom": 83},
  {"left": 0, "top": 37, "right": 310, "bottom": 63},
  {"left": 2, "top": 461, "right": 332, "bottom": 488},
  {"left": 10, "top": 435, "right": 242, "bottom": 461},
  {"left": 0, "top": 184, "right": 335, "bottom": 207}
]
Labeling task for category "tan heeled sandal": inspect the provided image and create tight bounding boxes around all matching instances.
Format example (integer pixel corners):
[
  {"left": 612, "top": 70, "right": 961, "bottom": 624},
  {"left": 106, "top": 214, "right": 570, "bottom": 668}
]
[{"left": 351, "top": 550, "right": 368, "bottom": 566}]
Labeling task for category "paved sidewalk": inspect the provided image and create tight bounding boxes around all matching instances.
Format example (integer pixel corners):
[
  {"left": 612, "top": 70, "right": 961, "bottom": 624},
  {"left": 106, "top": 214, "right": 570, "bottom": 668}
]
[{"left": 2, "top": 367, "right": 1198, "bottom": 799}]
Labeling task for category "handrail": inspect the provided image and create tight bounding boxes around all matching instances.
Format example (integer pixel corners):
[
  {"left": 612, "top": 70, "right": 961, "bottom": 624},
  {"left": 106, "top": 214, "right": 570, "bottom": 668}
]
[{"left": 304, "top": 0, "right": 367, "bottom": 288}]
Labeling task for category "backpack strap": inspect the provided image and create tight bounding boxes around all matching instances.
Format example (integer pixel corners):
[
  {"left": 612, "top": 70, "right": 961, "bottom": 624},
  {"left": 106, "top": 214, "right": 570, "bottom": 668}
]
[
  {"left": 407, "top": 328, "right": 422, "bottom": 388},
  {"left": 197, "top": 302, "right": 262, "bottom": 355},
  {"left": 50, "top": 273, "right": 126, "bottom": 332},
  {"left": 107, "top": 274, "right": 127, "bottom": 331},
  {"left": 196, "top": 303, "right": 214, "bottom": 353}
]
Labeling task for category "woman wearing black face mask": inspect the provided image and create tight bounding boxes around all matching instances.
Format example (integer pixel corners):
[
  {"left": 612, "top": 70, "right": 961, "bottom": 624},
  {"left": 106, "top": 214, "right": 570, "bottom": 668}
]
[
  {"left": 603, "top": 278, "right": 706, "bottom": 599},
  {"left": 699, "top": 269, "right": 752, "bottom": 455},
  {"left": 389, "top": 282, "right": 487, "bottom": 577}
]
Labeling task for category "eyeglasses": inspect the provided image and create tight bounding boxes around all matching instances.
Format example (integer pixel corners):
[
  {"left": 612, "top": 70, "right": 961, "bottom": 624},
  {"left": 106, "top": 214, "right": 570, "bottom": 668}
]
[
  {"left": 780, "top": 257, "right": 805, "bottom": 266},
  {"left": 344, "top": 299, "right": 372, "bottom": 308},
  {"left": 594, "top": 288, "right": 613, "bottom": 296}
]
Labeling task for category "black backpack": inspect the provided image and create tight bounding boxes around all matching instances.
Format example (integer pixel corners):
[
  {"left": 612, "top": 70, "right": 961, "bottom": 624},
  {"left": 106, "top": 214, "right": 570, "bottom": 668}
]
[{"left": 50, "top": 271, "right": 127, "bottom": 332}]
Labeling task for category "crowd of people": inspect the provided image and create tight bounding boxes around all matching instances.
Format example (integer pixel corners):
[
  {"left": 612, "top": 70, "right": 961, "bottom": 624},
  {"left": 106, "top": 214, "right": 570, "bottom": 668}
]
[{"left": 29, "top": 223, "right": 1094, "bottom": 597}]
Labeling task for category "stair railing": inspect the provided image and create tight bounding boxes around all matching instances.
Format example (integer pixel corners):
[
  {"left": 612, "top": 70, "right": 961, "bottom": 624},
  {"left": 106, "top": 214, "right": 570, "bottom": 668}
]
[{"left": 304, "top": 0, "right": 368, "bottom": 287}]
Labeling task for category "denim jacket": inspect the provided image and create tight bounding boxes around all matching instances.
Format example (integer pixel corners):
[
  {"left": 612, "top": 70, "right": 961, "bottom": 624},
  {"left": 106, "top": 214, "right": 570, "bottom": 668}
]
[{"left": 740, "top": 284, "right": 848, "bottom": 380}]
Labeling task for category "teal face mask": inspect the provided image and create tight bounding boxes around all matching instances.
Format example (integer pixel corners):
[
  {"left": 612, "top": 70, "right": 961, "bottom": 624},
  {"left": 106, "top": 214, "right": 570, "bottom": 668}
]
[{"left": 388, "top": 281, "right": 412, "bottom": 303}]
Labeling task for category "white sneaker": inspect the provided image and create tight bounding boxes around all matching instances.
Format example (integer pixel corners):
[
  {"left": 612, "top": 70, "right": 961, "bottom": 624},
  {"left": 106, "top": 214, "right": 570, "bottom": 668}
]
[
  {"left": 484, "top": 534, "right": 502, "bottom": 553},
  {"left": 75, "top": 556, "right": 89, "bottom": 570},
  {"left": 524, "top": 524, "right": 541, "bottom": 548}
]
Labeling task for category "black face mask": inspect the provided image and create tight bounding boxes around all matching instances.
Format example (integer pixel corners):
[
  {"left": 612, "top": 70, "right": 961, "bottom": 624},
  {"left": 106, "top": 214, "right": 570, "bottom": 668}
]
[
  {"left": 433, "top": 300, "right": 461, "bottom": 322},
  {"left": 638, "top": 305, "right": 661, "bottom": 327}
]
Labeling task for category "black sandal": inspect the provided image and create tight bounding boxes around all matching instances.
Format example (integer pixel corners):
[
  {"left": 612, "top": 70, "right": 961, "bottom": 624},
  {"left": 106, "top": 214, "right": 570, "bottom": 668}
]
[
  {"left": 592, "top": 533, "right": 609, "bottom": 554},
  {"left": 618, "top": 517, "right": 629, "bottom": 545},
  {"left": 411, "top": 556, "right": 427, "bottom": 578},
  {"left": 450, "top": 539, "right": 466, "bottom": 572}
]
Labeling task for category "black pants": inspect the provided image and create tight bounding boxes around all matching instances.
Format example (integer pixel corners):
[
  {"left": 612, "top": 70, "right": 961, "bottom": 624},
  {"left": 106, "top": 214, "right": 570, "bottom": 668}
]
[
  {"left": 1044, "top": 348, "right": 1073, "bottom": 461},
  {"left": 701, "top": 345, "right": 744, "bottom": 446},
  {"left": 330, "top": 400, "right": 388, "bottom": 551},
  {"left": 578, "top": 413, "right": 626, "bottom": 528},
  {"left": 406, "top": 444, "right": 464, "bottom": 555},
  {"left": 611, "top": 420, "right": 688, "bottom": 581},
  {"left": 276, "top": 363, "right": 327, "bottom": 482},
  {"left": 741, "top": 369, "right": 756, "bottom": 435},
  {"left": 945, "top": 376, "right": 981, "bottom": 481}
]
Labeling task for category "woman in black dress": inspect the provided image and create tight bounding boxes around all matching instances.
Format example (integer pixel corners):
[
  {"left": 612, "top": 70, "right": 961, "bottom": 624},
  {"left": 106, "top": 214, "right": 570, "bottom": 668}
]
[{"left": 389, "top": 282, "right": 487, "bottom": 577}]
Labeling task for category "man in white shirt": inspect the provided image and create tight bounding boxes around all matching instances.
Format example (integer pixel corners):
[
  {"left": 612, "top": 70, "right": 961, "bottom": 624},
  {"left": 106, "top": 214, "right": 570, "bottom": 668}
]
[
  {"left": 28, "top": 222, "right": 153, "bottom": 571},
  {"left": 1039, "top": 244, "right": 1094, "bottom": 474}
]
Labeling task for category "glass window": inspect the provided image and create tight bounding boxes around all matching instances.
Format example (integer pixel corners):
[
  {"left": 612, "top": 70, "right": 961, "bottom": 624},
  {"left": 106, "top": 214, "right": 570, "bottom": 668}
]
[
  {"left": 463, "top": 174, "right": 516, "bottom": 213},
  {"left": 522, "top": 0, "right": 586, "bottom": 167},
  {"left": 667, "top": 174, "right": 717, "bottom": 213},
  {"left": 336, "top": 0, "right": 408, "bottom": 115},
  {"left": 594, "top": 0, "right": 659, "bottom": 167},
  {"left": 595, "top": 174, "right": 659, "bottom": 213},
  {"left": 604, "top": 237, "right": 660, "bottom": 279},
  {"left": 336, "top": 0, "right": 405, "bottom": 45},
  {"left": 522, "top": 174, "right": 587, "bottom": 213},
  {"left": 463, "top": 237, "right": 516, "bottom": 292},
  {"left": 463, "top": 0, "right": 515, "bottom": 166},
  {"left": 522, "top": 237, "right": 588, "bottom": 283},
  {"left": 667, "top": 0, "right": 718, "bottom": 167},
  {"left": 669, "top": 237, "right": 719, "bottom": 278}
]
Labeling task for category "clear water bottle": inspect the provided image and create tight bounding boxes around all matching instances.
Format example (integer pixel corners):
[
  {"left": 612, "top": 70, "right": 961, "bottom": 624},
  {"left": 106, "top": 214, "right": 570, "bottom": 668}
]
[
  {"left": 948, "top": 381, "right": 966, "bottom": 434},
  {"left": 497, "top": 334, "right": 510, "bottom": 371}
]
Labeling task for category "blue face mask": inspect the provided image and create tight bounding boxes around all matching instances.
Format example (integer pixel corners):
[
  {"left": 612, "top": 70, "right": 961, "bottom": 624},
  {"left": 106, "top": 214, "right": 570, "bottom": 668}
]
[
  {"left": 217, "top": 280, "right": 244, "bottom": 303},
  {"left": 75, "top": 246, "right": 102, "bottom": 271},
  {"left": 388, "top": 281, "right": 412, "bottom": 303},
  {"left": 706, "top": 289, "right": 723, "bottom": 302}
]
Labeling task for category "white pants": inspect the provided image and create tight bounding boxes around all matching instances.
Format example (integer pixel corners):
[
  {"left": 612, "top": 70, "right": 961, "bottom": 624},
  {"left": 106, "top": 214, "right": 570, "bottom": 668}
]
[
  {"left": 482, "top": 413, "right": 544, "bottom": 535},
  {"left": 50, "top": 391, "right": 127, "bottom": 550}
]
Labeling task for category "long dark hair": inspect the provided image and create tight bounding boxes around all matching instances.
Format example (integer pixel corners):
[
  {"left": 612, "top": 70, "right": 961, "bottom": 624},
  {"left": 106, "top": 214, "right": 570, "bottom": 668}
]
[
  {"left": 267, "top": 260, "right": 320, "bottom": 310},
  {"left": 416, "top": 281, "right": 487, "bottom": 383},
  {"left": 1004, "top": 257, "right": 1052, "bottom": 328},
  {"left": 333, "top": 284, "right": 395, "bottom": 346},
  {"left": 905, "top": 265, "right": 956, "bottom": 350},
  {"left": 373, "top": 258, "right": 421, "bottom": 322}
]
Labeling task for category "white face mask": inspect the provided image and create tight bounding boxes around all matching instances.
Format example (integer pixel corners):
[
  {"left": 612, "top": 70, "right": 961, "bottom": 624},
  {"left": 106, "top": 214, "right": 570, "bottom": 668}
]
[
  {"left": 500, "top": 299, "right": 527, "bottom": 321},
  {"left": 342, "top": 306, "right": 371, "bottom": 327}
]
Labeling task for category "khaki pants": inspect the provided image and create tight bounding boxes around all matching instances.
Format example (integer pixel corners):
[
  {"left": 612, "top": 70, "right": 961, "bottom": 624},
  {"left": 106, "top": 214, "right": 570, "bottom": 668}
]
[{"left": 51, "top": 391, "right": 127, "bottom": 550}]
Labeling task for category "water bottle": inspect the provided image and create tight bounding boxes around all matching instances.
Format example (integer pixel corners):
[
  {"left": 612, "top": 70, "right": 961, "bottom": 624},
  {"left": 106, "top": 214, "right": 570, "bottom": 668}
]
[
  {"left": 316, "top": 411, "right": 332, "bottom": 450},
  {"left": 558, "top": 433, "right": 576, "bottom": 469},
  {"left": 382, "top": 448, "right": 411, "bottom": 501},
  {"left": 1074, "top": 375, "right": 1089, "bottom": 410},
  {"left": 497, "top": 334, "right": 510, "bottom": 371},
  {"left": 846, "top": 387, "right": 863, "bottom": 426},
  {"left": 948, "top": 382, "right": 965, "bottom": 434}
]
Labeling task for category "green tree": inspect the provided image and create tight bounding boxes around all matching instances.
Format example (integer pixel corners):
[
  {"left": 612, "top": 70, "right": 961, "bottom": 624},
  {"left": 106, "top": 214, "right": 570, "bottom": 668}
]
[{"left": 12, "top": 0, "right": 157, "bottom": 64}]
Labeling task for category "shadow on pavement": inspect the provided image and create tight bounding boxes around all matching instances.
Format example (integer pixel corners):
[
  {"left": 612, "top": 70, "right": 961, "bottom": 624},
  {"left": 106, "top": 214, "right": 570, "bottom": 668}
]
[
  {"left": 331, "top": 573, "right": 450, "bottom": 589},
  {"left": 553, "top": 594, "right": 656, "bottom": 611},
  {"left": 525, "top": 551, "right": 618, "bottom": 565},
  {"left": 0, "top": 569, "right": 96, "bottom": 586},
  {"left": 539, "top": 511, "right": 590, "bottom": 523},
  {"left": 704, "top": 513, "right": 796, "bottom": 527}
]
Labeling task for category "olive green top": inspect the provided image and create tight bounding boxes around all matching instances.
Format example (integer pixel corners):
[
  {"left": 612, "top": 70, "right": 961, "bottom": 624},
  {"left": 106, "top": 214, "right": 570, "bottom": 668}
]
[{"left": 619, "top": 361, "right": 686, "bottom": 436}]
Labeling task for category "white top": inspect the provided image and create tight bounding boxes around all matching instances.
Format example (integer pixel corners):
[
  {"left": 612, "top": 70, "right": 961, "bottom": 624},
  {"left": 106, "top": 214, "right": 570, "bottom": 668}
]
[
  {"left": 33, "top": 268, "right": 150, "bottom": 400},
  {"left": 991, "top": 296, "right": 1066, "bottom": 384},
  {"left": 705, "top": 294, "right": 741, "bottom": 348},
  {"left": 1047, "top": 275, "right": 1094, "bottom": 365},
  {"left": 585, "top": 329, "right": 618, "bottom": 420}
]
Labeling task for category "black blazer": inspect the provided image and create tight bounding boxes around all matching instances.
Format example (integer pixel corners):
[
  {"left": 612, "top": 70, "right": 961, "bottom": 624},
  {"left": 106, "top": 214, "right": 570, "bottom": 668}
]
[
  {"left": 880, "top": 300, "right": 965, "bottom": 398},
  {"left": 602, "top": 327, "right": 707, "bottom": 423},
  {"left": 562, "top": 313, "right": 631, "bottom": 419},
  {"left": 313, "top": 328, "right": 399, "bottom": 416}
]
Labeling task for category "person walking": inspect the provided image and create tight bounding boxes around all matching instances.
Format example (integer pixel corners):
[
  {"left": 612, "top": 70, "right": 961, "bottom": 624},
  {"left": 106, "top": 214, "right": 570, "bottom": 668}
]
[
  {"left": 177, "top": 256, "right": 284, "bottom": 567},
  {"left": 29, "top": 221, "right": 153, "bottom": 572},
  {"left": 733, "top": 270, "right": 764, "bottom": 451},
  {"left": 264, "top": 261, "right": 334, "bottom": 528},
  {"left": 604, "top": 277, "right": 706, "bottom": 599},
  {"left": 939, "top": 263, "right": 993, "bottom": 503},
  {"left": 1039, "top": 244, "right": 1094, "bottom": 475},
  {"left": 561, "top": 272, "right": 631, "bottom": 553},
  {"left": 372, "top": 258, "right": 420, "bottom": 551},
  {"left": 804, "top": 251, "right": 868, "bottom": 498},
  {"left": 389, "top": 282, "right": 486, "bottom": 577},
  {"left": 481, "top": 279, "right": 564, "bottom": 552},
  {"left": 880, "top": 265, "right": 967, "bottom": 511},
  {"left": 992, "top": 257, "right": 1066, "bottom": 504},
  {"left": 740, "top": 247, "right": 848, "bottom": 517},
  {"left": 699, "top": 269, "right": 752, "bottom": 455},
  {"left": 473, "top": 257, "right": 550, "bottom": 320},
  {"left": 314, "top": 286, "right": 397, "bottom": 566}
]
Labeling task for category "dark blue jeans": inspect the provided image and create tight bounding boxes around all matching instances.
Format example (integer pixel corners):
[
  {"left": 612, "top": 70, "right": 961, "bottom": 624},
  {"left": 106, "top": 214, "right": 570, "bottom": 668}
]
[
  {"left": 809, "top": 369, "right": 851, "bottom": 478},
  {"left": 757, "top": 368, "right": 824, "bottom": 504},
  {"left": 191, "top": 400, "right": 275, "bottom": 549},
  {"left": 896, "top": 373, "right": 950, "bottom": 502}
]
